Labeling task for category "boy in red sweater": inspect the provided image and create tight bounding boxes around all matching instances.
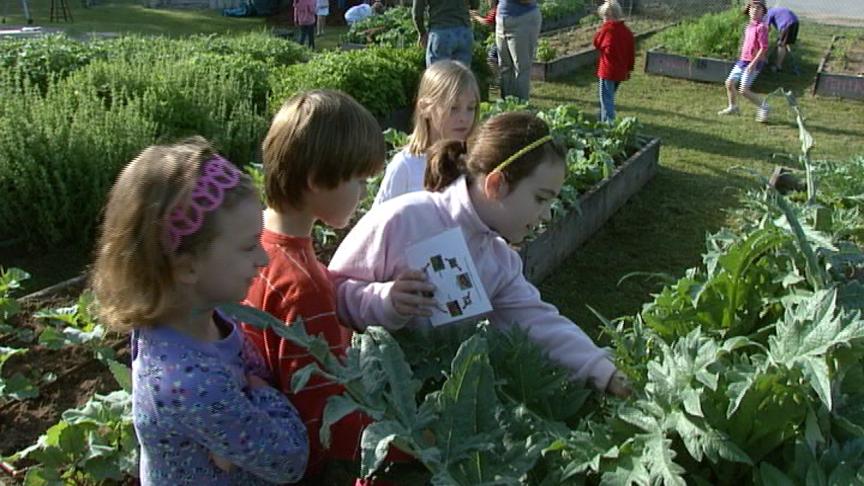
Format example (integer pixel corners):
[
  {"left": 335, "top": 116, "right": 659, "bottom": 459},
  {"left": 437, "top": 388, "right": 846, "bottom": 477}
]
[
  {"left": 593, "top": 0, "right": 634, "bottom": 123},
  {"left": 242, "top": 90, "right": 385, "bottom": 482}
]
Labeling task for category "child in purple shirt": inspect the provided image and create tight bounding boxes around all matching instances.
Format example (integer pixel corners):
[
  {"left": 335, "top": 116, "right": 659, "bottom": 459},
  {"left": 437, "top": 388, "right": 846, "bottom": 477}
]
[
  {"left": 718, "top": 0, "right": 770, "bottom": 122},
  {"left": 91, "top": 137, "right": 308, "bottom": 484},
  {"left": 765, "top": 6, "right": 799, "bottom": 72}
]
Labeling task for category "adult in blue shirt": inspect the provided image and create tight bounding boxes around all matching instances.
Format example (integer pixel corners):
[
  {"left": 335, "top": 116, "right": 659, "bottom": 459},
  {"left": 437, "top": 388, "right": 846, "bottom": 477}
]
[
  {"left": 765, "top": 6, "right": 799, "bottom": 72},
  {"left": 496, "top": 0, "right": 541, "bottom": 100}
]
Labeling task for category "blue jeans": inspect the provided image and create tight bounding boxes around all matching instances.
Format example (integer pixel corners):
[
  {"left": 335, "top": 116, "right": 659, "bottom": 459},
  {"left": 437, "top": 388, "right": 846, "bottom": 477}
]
[
  {"left": 426, "top": 26, "right": 473, "bottom": 67},
  {"left": 599, "top": 79, "right": 620, "bottom": 123}
]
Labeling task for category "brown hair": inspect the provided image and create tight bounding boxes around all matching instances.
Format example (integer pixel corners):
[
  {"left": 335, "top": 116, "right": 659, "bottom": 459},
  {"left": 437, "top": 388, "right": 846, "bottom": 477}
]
[
  {"left": 90, "top": 136, "right": 257, "bottom": 332},
  {"left": 742, "top": 0, "right": 765, "bottom": 16},
  {"left": 263, "top": 90, "right": 385, "bottom": 212},
  {"left": 425, "top": 111, "right": 565, "bottom": 192},
  {"left": 407, "top": 60, "right": 481, "bottom": 156}
]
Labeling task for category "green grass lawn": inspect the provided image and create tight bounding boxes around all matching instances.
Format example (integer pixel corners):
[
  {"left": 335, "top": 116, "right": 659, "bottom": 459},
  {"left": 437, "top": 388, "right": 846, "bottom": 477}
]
[
  {"left": 534, "top": 21, "right": 864, "bottom": 343},
  {"left": 1, "top": 0, "right": 265, "bottom": 36},
  {"left": 0, "top": 0, "right": 347, "bottom": 45}
]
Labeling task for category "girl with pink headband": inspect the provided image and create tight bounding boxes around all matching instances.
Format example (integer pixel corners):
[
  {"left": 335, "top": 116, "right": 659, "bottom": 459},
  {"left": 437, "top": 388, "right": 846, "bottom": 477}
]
[{"left": 91, "top": 136, "right": 308, "bottom": 484}]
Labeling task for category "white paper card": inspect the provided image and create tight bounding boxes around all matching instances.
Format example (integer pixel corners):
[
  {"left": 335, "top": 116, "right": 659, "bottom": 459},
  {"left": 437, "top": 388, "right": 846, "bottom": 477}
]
[{"left": 405, "top": 227, "right": 492, "bottom": 327}]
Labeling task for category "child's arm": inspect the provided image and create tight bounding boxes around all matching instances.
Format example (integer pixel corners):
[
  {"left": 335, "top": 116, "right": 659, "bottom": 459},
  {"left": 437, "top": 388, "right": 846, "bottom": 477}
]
[
  {"left": 488, "top": 251, "right": 617, "bottom": 391},
  {"left": 329, "top": 212, "right": 434, "bottom": 330},
  {"left": 169, "top": 364, "right": 309, "bottom": 482}
]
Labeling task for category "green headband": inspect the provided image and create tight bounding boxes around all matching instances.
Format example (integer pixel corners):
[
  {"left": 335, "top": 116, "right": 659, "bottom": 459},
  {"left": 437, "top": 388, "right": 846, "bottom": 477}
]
[{"left": 492, "top": 135, "right": 553, "bottom": 174}]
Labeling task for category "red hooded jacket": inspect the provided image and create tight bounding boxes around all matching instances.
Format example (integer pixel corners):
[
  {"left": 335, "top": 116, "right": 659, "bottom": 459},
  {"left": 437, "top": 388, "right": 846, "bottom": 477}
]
[{"left": 593, "top": 20, "right": 635, "bottom": 81}]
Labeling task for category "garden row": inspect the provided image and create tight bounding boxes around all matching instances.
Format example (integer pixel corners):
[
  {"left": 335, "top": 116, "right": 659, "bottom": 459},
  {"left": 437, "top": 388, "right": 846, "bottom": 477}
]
[
  {"left": 232, "top": 92, "right": 864, "bottom": 484},
  {"left": 0, "top": 33, "right": 493, "bottom": 253},
  {"left": 342, "top": 0, "right": 597, "bottom": 49},
  {"left": 643, "top": 7, "right": 864, "bottom": 100},
  {"left": 0, "top": 83, "right": 658, "bottom": 481}
]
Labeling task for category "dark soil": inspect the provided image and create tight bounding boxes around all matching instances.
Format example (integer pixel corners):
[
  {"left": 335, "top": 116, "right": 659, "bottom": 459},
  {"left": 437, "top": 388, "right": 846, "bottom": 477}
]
[
  {"left": 539, "top": 17, "right": 670, "bottom": 60},
  {"left": 0, "top": 291, "right": 129, "bottom": 460}
]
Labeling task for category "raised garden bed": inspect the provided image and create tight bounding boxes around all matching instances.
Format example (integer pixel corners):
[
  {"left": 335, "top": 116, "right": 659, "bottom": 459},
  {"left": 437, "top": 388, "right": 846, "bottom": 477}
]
[
  {"left": 532, "top": 19, "right": 672, "bottom": 81},
  {"left": 813, "top": 34, "right": 864, "bottom": 101},
  {"left": 540, "top": 12, "right": 587, "bottom": 33},
  {"left": 519, "top": 137, "right": 661, "bottom": 284},
  {"left": 644, "top": 45, "right": 735, "bottom": 83}
]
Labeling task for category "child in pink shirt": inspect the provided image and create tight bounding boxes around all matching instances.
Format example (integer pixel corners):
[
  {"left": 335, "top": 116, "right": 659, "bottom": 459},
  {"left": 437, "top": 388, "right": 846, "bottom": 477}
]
[
  {"left": 329, "top": 111, "right": 631, "bottom": 397},
  {"left": 718, "top": 0, "right": 770, "bottom": 122},
  {"left": 295, "top": 0, "right": 317, "bottom": 48}
]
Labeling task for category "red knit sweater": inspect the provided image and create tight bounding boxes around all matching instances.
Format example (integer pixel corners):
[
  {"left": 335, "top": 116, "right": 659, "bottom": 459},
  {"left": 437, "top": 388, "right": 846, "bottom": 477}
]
[
  {"left": 242, "top": 230, "right": 367, "bottom": 477},
  {"left": 593, "top": 20, "right": 635, "bottom": 81}
]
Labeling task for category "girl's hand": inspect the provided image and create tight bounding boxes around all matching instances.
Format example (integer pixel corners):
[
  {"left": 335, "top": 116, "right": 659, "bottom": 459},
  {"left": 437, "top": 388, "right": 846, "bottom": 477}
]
[
  {"left": 390, "top": 270, "right": 437, "bottom": 317},
  {"left": 210, "top": 452, "right": 234, "bottom": 473},
  {"left": 606, "top": 370, "right": 632, "bottom": 398}
]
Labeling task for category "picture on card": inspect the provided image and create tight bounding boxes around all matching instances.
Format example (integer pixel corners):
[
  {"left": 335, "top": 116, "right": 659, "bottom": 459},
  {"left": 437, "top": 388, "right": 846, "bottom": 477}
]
[{"left": 405, "top": 227, "right": 492, "bottom": 326}]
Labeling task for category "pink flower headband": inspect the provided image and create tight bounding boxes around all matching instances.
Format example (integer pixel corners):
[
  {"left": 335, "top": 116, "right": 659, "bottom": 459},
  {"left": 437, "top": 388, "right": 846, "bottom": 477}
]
[{"left": 164, "top": 155, "right": 241, "bottom": 253}]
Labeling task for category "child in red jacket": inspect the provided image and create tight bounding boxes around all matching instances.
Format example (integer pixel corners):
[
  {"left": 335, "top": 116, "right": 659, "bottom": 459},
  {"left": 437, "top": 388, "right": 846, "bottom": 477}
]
[{"left": 593, "top": 0, "right": 634, "bottom": 123}]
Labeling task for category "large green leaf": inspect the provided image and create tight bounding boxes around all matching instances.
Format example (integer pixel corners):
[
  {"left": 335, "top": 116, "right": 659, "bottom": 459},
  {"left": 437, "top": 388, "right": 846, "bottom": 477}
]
[{"left": 432, "top": 335, "right": 500, "bottom": 480}]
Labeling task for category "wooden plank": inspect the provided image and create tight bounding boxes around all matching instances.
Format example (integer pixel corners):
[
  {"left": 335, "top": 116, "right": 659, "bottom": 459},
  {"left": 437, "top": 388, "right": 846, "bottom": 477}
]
[
  {"left": 532, "top": 23, "right": 674, "bottom": 81},
  {"left": 519, "top": 138, "right": 661, "bottom": 284},
  {"left": 644, "top": 46, "right": 734, "bottom": 84},
  {"left": 813, "top": 35, "right": 864, "bottom": 101}
]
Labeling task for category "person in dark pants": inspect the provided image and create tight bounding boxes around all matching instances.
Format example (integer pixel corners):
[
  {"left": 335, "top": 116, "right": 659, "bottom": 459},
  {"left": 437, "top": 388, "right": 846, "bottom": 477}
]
[
  {"left": 765, "top": 6, "right": 799, "bottom": 72},
  {"left": 295, "top": 0, "right": 317, "bottom": 48}
]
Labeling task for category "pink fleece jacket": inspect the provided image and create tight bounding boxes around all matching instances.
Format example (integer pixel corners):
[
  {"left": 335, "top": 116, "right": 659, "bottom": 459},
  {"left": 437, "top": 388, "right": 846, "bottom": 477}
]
[{"left": 328, "top": 177, "right": 617, "bottom": 390}]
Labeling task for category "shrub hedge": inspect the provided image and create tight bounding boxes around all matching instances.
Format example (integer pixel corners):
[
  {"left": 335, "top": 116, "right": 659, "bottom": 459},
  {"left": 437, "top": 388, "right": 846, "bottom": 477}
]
[{"left": 0, "top": 35, "right": 439, "bottom": 250}]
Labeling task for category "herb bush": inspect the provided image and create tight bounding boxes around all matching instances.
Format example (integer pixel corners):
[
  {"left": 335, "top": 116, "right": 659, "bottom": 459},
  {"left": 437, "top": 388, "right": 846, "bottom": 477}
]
[
  {"left": 0, "top": 52, "right": 269, "bottom": 248},
  {"left": 655, "top": 8, "right": 743, "bottom": 59},
  {"left": 0, "top": 32, "right": 309, "bottom": 94},
  {"left": 0, "top": 35, "right": 107, "bottom": 92},
  {"left": 270, "top": 46, "right": 425, "bottom": 118},
  {"left": 540, "top": 0, "right": 586, "bottom": 22},
  {"left": 0, "top": 77, "right": 157, "bottom": 247}
]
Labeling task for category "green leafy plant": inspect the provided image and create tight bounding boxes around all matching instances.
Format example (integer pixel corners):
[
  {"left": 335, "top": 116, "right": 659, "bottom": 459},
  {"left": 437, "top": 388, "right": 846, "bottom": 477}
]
[
  {"left": 6, "top": 362, "right": 137, "bottom": 485},
  {"left": 221, "top": 303, "right": 599, "bottom": 484},
  {"left": 0, "top": 345, "right": 38, "bottom": 401},
  {"left": 0, "top": 267, "right": 33, "bottom": 343},
  {"left": 655, "top": 8, "right": 743, "bottom": 59},
  {"left": 539, "top": 0, "right": 586, "bottom": 22},
  {"left": 537, "top": 39, "right": 558, "bottom": 62},
  {"left": 35, "top": 291, "right": 115, "bottom": 362}
]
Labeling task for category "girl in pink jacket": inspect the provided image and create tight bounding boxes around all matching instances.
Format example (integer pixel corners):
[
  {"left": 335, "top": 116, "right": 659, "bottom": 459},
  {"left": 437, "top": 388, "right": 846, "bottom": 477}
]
[{"left": 329, "top": 111, "right": 630, "bottom": 396}]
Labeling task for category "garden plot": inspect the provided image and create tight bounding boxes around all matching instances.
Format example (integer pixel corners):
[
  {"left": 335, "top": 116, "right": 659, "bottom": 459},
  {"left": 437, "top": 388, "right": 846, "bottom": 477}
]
[
  {"left": 533, "top": 17, "right": 671, "bottom": 81},
  {"left": 643, "top": 8, "right": 742, "bottom": 83},
  {"left": 814, "top": 34, "right": 864, "bottom": 100},
  {"left": 0, "top": 272, "right": 135, "bottom": 482}
]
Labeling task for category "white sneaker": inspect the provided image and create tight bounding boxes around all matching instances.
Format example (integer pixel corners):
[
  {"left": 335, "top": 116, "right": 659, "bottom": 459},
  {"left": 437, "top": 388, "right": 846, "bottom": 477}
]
[
  {"left": 756, "top": 103, "right": 770, "bottom": 122},
  {"left": 717, "top": 105, "right": 740, "bottom": 116}
]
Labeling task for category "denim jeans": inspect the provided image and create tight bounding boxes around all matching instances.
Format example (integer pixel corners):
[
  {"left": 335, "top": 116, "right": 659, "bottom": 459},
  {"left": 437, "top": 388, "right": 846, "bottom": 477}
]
[
  {"left": 496, "top": 8, "right": 541, "bottom": 100},
  {"left": 426, "top": 26, "right": 474, "bottom": 67},
  {"left": 298, "top": 24, "right": 315, "bottom": 48},
  {"left": 599, "top": 78, "right": 620, "bottom": 123}
]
